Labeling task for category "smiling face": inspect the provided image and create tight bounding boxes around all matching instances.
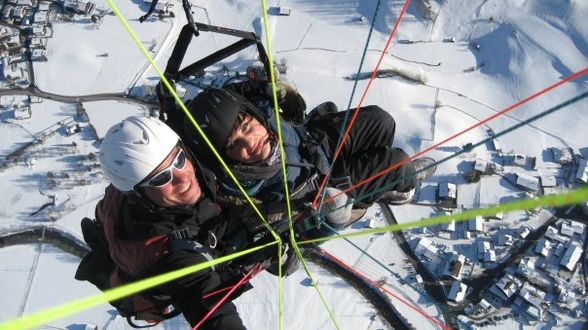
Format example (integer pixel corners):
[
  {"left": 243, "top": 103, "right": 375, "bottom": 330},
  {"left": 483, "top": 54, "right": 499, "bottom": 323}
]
[
  {"left": 224, "top": 112, "right": 272, "bottom": 163},
  {"left": 140, "top": 146, "right": 202, "bottom": 207}
]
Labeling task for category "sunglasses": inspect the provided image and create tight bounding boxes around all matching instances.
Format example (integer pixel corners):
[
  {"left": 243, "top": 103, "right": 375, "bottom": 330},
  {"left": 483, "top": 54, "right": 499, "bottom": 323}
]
[{"left": 138, "top": 149, "right": 187, "bottom": 188}]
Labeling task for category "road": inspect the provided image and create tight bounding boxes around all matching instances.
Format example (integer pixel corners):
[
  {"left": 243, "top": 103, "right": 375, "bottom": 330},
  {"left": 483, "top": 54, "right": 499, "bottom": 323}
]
[
  {"left": 380, "top": 203, "right": 460, "bottom": 329},
  {"left": 0, "top": 86, "right": 157, "bottom": 106}
]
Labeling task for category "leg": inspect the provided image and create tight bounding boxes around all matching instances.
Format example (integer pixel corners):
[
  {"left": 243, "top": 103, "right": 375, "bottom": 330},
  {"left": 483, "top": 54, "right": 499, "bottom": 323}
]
[
  {"left": 340, "top": 146, "right": 415, "bottom": 208},
  {"left": 325, "top": 105, "right": 396, "bottom": 158}
]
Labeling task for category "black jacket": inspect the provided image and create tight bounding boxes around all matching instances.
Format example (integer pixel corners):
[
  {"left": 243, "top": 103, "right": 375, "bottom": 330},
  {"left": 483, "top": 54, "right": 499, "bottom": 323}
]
[{"left": 97, "top": 159, "right": 250, "bottom": 329}]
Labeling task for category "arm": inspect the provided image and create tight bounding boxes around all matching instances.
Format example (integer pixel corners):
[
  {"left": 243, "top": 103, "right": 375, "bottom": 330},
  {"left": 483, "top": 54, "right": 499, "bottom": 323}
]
[{"left": 150, "top": 250, "right": 248, "bottom": 330}]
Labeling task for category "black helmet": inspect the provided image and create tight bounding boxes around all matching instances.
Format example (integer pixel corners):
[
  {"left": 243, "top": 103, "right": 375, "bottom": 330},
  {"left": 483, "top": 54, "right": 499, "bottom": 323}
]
[{"left": 182, "top": 88, "right": 268, "bottom": 154}]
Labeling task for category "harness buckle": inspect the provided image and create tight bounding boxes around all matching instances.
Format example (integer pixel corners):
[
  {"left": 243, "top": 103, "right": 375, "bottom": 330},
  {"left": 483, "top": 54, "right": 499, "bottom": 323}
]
[
  {"left": 307, "top": 172, "right": 320, "bottom": 192},
  {"left": 170, "top": 227, "right": 191, "bottom": 240},
  {"left": 207, "top": 231, "right": 218, "bottom": 249},
  {"left": 330, "top": 176, "right": 352, "bottom": 191}
]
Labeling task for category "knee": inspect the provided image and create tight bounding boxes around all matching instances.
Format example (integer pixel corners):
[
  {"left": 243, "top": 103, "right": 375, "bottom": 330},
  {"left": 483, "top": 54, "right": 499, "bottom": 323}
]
[
  {"left": 360, "top": 106, "right": 396, "bottom": 136},
  {"left": 363, "top": 105, "right": 395, "bottom": 126}
]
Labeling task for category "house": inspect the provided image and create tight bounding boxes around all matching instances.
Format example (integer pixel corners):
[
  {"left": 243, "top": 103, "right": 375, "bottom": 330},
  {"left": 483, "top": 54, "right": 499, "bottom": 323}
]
[
  {"left": 437, "top": 182, "right": 457, "bottom": 208},
  {"left": 540, "top": 171, "right": 557, "bottom": 187},
  {"left": 570, "top": 221, "right": 585, "bottom": 235},
  {"left": 517, "top": 258, "right": 535, "bottom": 275},
  {"left": 448, "top": 281, "right": 468, "bottom": 302},
  {"left": 497, "top": 234, "right": 513, "bottom": 246},
  {"left": 3, "top": 34, "right": 20, "bottom": 47},
  {"left": 557, "top": 288, "right": 574, "bottom": 304},
  {"left": 14, "top": 106, "right": 31, "bottom": 119},
  {"left": 474, "top": 159, "right": 489, "bottom": 173},
  {"left": 63, "top": 0, "right": 78, "bottom": 11},
  {"left": 154, "top": 1, "right": 173, "bottom": 14},
  {"left": 31, "top": 49, "right": 47, "bottom": 61},
  {"left": 16, "top": 0, "right": 35, "bottom": 7},
  {"left": 477, "top": 240, "right": 491, "bottom": 261},
  {"left": 576, "top": 159, "right": 588, "bottom": 184},
  {"left": 468, "top": 216, "right": 484, "bottom": 232},
  {"left": 3, "top": 63, "right": 21, "bottom": 81},
  {"left": 29, "top": 37, "right": 45, "bottom": 48},
  {"left": 64, "top": 0, "right": 94, "bottom": 15},
  {"left": 33, "top": 10, "right": 48, "bottom": 24},
  {"left": 484, "top": 250, "right": 497, "bottom": 263},
  {"left": 534, "top": 238, "right": 550, "bottom": 257},
  {"left": 2, "top": 6, "right": 13, "bottom": 22},
  {"left": 85, "top": 2, "right": 96, "bottom": 15},
  {"left": 489, "top": 273, "right": 522, "bottom": 302},
  {"left": 478, "top": 299, "right": 493, "bottom": 311},
  {"left": 553, "top": 243, "right": 565, "bottom": 257},
  {"left": 560, "top": 244, "right": 582, "bottom": 271},
  {"left": 31, "top": 26, "right": 47, "bottom": 36},
  {"left": 513, "top": 154, "right": 526, "bottom": 167},
  {"left": 365, "top": 218, "right": 377, "bottom": 229},
  {"left": 545, "top": 226, "right": 559, "bottom": 240},
  {"left": 64, "top": 123, "right": 81, "bottom": 135},
  {"left": 552, "top": 147, "right": 573, "bottom": 165},
  {"left": 442, "top": 254, "right": 465, "bottom": 280},
  {"left": 441, "top": 220, "right": 455, "bottom": 232},
  {"left": 519, "top": 282, "right": 545, "bottom": 308},
  {"left": 11, "top": 6, "right": 27, "bottom": 20},
  {"left": 7, "top": 54, "right": 24, "bottom": 64},
  {"left": 415, "top": 237, "right": 439, "bottom": 261},
  {"left": 38, "top": 1, "right": 51, "bottom": 11},
  {"left": 515, "top": 173, "right": 539, "bottom": 192},
  {"left": 525, "top": 305, "right": 542, "bottom": 320},
  {"left": 560, "top": 221, "right": 575, "bottom": 237},
  {"left": 278, "top": 6, "right": 291, "bottom": 16},
  {"left": 518, "top": 226, "right": 531, "bottom": 239}
]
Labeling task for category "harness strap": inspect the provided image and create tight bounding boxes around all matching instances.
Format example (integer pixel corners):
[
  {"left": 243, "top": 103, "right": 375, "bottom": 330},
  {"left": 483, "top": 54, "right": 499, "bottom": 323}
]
[{"left": 168, "top": 227, "right": 217, "bottom": 270}]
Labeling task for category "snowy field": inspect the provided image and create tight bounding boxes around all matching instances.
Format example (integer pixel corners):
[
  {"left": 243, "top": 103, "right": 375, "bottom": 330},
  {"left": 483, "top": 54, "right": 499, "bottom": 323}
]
[{"left": 0, "top": 0, "right": 587, "bottom": 329}]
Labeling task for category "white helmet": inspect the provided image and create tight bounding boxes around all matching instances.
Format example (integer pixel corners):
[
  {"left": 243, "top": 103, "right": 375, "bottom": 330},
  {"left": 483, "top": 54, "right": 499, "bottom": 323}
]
[{"left": 99, "top": 116, "right": 180, "bottom": 192}]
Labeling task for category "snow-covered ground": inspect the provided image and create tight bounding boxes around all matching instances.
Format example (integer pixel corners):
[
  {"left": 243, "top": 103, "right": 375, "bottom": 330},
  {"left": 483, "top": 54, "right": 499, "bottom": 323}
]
[{"left": 1, "top": 0, "right": 587, "bottom": 329}]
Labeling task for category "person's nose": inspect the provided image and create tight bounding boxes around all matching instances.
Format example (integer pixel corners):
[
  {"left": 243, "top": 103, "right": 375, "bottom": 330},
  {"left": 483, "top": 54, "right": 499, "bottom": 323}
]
[
  {"left": 172, "top": 167, "right": 190, "bottom": 184},
  {"left": 243, "top": 136, "right": 257, "bottom": 151},
  {"left": 234, "top": 136, "right": 255, "bottom": 152}
]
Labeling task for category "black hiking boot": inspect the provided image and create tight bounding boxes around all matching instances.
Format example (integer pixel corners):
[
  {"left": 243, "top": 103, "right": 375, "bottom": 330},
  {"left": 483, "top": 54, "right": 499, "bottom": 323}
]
[{"left": 378, "top": 157, "right": 437, "bottom": 205}]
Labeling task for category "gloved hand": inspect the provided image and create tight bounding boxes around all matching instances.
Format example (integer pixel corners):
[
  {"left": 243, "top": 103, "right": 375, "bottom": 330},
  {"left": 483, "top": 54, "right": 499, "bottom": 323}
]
[
  {"left": 240, "top": 200, "right": 300, "bottom": 235},
  {"left": 262, "top": 81, "right": 307, "bottom": 124},
  {"left": 265, "top": 242, "right": 300, "bottom": 277}
]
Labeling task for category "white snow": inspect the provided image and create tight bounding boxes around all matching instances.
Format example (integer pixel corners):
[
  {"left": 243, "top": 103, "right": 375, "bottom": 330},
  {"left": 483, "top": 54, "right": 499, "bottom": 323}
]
[{"left": 1, "top": 0, "right": 587, "bottom": 329}]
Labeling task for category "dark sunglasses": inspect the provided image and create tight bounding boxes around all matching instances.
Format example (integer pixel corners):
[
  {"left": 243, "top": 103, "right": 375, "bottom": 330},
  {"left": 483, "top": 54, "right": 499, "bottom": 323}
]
[{"left": 138, "top": 149, "right": 187, "bottom": 188}]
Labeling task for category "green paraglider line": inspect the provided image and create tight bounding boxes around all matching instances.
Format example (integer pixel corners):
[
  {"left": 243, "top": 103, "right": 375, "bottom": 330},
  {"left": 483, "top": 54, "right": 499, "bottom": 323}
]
[
  {"left": 2, "top": 0, "right": 585, "bottom": 329},
  {"left": 0, "top": 242, "right": 278, "bottom": 330},
  {"left": 301, "top": 187, "right": 588, "bottom": 245},
  {"left": 106, "top": 0, "right": 282, "bottom": 244},
  {"left": 311, "top": 0, "right": 414, "bottom": 209},
  {"left": 316, "top": 0, "right": 383, "bottom": 215}
]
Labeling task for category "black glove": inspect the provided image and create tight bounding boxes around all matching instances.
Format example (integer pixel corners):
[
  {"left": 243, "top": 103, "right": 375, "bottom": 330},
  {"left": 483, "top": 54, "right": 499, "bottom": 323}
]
[{"left": 265, "top": 243, "right": 300, "bottom": 277}]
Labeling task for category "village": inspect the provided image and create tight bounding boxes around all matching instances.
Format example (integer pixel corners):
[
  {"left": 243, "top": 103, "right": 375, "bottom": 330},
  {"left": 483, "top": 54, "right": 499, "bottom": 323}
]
[
  {"left": 402, "top": 133, "right": 588, "bottom": 327},
  {"left": 0, "top": 1, "right": 586, "bottom": 329}
]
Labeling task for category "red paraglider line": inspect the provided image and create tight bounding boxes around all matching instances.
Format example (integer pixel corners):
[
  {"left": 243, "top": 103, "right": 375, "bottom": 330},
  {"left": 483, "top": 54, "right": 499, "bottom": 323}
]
[
  {"left": 320, "top": 67, "right": 588, "bottom": 206},
  {"left": 194, "top": 262, "right": 264, "bottom": 329},
  {"left": 311, "top": 0, "right": 413, "bottom": 208},
  {"left": 320, "top": 249, "right": 450, "bottom": 330}
]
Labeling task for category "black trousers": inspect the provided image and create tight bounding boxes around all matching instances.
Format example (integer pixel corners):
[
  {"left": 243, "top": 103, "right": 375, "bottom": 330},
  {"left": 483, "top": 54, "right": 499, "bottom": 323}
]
[{"left": 316, "top": 105, "right": 415, "bottom": 208}]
